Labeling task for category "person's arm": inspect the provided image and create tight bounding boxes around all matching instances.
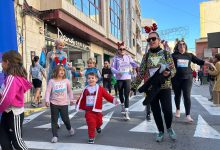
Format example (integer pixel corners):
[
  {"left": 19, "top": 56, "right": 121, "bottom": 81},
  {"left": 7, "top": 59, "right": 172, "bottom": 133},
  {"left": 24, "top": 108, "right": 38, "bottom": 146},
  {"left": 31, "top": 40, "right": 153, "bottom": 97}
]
[
  {"left": 101, "top": 87, "right": 118, "bottom": 105},
  {"left": 191, "top": 54, "right": 205, "bottom": 66},
  {"left": 128, "top": 55, "right": 139, "bottom": 68},
  {"left": 29, "top": 66, "right": 32, "bottom": 81},
  {"left": 40, "top": 65, "right": 46, "bottom": 79},
  {"left": 66, "top": 80, "right": 75, "bottom": 104},
  {"left": 45, "top": 79, "right": 53, "bottom": 106},
  {"left": 166, "top": 51, "right": 176, "bottom": 78},
  {"left": 111, "top": 57, "right": 120, "bottom": 74},
  {"left": 208, "top": 63, "right": 220, "bottom": 76},
  {"left": 0, "top": 76, "right": 17, "bottom": 111},
  {"left": 131, "top": 53, "right": 148, "bottom": 89}
]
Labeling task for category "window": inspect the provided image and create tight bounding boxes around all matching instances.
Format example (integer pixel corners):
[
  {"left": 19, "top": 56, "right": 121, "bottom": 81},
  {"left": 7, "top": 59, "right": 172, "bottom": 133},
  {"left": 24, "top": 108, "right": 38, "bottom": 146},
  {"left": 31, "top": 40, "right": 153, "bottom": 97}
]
[
  {"left": 70, "top": 0, "right": 101, "bottom": 25},
  {"left": 109, "top": 0, "right": 121, "bottom": 40}
]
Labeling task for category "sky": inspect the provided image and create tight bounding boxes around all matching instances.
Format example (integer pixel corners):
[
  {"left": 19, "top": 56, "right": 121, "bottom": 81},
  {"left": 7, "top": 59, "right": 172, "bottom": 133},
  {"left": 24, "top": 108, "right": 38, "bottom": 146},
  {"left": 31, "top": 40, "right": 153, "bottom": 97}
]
[{"left": 140, "top": 0, "right": 209, "bottom": 51}]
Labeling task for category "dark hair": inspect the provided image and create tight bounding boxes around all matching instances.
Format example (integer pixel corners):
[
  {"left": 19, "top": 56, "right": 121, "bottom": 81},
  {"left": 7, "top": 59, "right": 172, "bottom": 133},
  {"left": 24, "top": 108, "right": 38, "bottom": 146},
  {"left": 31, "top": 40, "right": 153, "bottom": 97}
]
[
  {"left": 149, "top": 31, "right": 160, "bottom": 38},
  {"left": 174, "top": 40, "right": 188, "bottom": 52},
  {"left": 86, "top": 72, "right": 98, "bottom": 79},
  {"left": 215, "top": 53, "right": 220, "bottom": 61},
  {"left": 2, "top": 50, "right": 27, "bottom": 78},
  {"left": 32, "top": 56, "right": 39, "bottom": 67},
  {"left": 52, "top": 65, "right": 66, "bottom": 79}
]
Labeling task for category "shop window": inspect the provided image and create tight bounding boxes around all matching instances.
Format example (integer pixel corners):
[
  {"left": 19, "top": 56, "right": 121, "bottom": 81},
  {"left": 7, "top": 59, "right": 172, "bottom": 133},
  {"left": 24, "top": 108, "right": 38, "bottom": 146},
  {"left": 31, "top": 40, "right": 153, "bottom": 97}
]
[{"left": 109, "top": 0, "right": 121, "bottom": 40}]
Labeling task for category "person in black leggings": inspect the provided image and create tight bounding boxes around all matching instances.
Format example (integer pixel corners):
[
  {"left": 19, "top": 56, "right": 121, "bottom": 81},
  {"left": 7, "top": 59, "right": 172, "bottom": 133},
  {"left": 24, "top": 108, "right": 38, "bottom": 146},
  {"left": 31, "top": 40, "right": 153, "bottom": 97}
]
[{"left": 172, "top": 40, "right": 214, "bottom": 122}]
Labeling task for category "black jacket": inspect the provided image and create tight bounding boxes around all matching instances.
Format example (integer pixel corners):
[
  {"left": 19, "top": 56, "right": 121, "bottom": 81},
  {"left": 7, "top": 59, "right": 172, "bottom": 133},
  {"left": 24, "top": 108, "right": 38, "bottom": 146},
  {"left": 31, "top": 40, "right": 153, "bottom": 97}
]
[
  {"left": 172, "top": 51, "right": 204, "bottom": 79},
  {"left": 101, "top": 67, "right": 112, "bottom": 82}
]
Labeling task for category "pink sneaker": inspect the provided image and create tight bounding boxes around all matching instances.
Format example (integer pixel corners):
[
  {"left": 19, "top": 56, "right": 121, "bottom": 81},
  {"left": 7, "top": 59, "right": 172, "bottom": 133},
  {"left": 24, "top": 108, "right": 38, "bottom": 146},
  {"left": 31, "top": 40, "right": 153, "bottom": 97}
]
[{"left": 186, "top": 115, "right": 194, "bottom": 123}]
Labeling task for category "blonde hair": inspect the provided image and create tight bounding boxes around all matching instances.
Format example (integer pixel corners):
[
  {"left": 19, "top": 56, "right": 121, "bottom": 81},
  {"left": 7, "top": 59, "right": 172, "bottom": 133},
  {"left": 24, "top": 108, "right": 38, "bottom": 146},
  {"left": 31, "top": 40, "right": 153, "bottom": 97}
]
[
  {"left": 87, "top": 57, "right": 96, "bottom": 64},
  {"left": 54, "top": 38, "right": 65, "bottom": 47}
]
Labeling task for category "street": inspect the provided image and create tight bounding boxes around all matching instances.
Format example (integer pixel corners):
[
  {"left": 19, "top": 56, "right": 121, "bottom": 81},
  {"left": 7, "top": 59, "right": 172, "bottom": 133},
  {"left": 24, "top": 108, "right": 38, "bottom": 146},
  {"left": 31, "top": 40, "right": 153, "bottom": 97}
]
[{"left": 22, "top": 83, "right": 220, "bottom": 150}]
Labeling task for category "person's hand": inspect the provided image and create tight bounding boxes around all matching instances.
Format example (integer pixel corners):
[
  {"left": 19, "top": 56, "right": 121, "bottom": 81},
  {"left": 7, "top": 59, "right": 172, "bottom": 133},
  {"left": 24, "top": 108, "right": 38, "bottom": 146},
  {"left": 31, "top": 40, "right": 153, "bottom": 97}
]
[
  {"left": 168, "top": 62, "right": 174, "bottom": 69},
  {"left": 70, "top": 100, "right": 77, "bottom": 106},
  {"left": 163, "top": 70, "right": 170, "bottom": 77},
  {"left": 45, "top": 102, "right": 50, "bottom": 107},
  {"left": 115, "top": 99, "right": 120, "bottom": 106},
  {"left": 209, "top": 63, "right": 216, "bottom": 70}
]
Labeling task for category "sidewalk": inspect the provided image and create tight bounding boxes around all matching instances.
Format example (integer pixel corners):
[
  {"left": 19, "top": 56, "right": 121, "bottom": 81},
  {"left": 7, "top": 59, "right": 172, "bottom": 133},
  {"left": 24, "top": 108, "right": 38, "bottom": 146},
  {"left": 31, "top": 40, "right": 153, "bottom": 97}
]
[{"left": 24, "top": 89, "right": 82, "bottom": 116}]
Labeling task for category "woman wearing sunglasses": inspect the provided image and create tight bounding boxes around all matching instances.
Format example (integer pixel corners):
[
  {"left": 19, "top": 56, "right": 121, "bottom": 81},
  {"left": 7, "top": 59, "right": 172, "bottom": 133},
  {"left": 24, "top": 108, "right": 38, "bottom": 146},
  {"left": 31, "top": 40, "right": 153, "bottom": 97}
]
[
  {"left": 172, "top": 40, "right": 214, "bottom": 122},
  {"left": 131, "top": 23, "right": 176, "bottom": 142},
  {"left": 111, "top": 42, "right": 138, "bottom": 120}
]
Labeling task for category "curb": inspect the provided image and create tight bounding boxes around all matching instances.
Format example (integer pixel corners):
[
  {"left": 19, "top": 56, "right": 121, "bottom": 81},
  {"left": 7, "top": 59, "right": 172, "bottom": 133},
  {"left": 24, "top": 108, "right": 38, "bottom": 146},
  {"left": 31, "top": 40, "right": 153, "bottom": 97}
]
[{"left": 24, "top": 107, "right": 47, "bottom": 116}]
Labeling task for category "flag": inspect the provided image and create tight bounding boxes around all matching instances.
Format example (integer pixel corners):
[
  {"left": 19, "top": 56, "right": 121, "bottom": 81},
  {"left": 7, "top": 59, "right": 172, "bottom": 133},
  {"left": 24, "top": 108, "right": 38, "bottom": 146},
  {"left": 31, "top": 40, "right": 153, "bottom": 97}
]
[{"left": 0, "top": 0, "right": 18, "bottom": 84}]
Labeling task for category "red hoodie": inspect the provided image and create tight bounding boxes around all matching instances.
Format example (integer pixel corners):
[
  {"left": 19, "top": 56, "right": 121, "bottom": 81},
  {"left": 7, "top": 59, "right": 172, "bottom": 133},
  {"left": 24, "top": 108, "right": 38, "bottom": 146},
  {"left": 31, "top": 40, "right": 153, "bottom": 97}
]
[{"left": 0, "top": 75, "right": 32, "bottom": 112}]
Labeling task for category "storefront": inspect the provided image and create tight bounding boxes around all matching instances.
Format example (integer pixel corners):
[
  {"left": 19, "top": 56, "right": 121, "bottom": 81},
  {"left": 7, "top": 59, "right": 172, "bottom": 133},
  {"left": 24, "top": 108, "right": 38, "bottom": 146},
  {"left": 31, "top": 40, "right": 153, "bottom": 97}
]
[{"left": 44, "top": 24, "right": 90, "bottom": 89}]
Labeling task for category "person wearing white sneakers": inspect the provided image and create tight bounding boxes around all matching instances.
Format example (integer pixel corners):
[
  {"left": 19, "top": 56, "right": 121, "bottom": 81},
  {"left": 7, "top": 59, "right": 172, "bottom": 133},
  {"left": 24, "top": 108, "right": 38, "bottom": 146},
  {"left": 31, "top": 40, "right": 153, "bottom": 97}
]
[
  {"left": 111, "top": 42, "right": 139, "bottom": 120},
  {"left": 172, "top": 40, "right": 214, "bottom": 123}
]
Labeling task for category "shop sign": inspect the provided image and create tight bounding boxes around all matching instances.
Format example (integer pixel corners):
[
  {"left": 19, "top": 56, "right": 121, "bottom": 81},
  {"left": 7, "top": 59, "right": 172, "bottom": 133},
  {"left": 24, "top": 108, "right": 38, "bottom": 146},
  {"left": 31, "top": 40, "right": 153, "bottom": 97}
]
[{"left": 57, "top": 28, "right": 88, "bottom": 49}]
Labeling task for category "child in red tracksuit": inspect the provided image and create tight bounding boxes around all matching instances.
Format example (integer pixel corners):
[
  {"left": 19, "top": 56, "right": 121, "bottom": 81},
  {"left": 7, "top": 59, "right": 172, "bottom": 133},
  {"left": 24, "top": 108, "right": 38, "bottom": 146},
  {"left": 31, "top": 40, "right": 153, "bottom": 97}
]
[{"left": 76, "top": 72, "right": 119, "bottom": 144}]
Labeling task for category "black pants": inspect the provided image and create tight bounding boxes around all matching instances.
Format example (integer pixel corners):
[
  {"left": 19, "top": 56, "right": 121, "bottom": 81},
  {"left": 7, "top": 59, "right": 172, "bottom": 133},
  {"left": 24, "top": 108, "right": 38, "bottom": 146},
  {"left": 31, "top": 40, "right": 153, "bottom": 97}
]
[
  {"left": 50, "top": 103, "right": 72, "bottom": 137},
  {"left": 114, "top": 83, "right": 118, "bottom": 96},
  {"left": 0, "top": 111, "right": 28, "bottom": 150},
  {"left": 151, "top": 89, "right": 173, "bottom": 133},
  {"left": 103, "top": 80, "right": 112, "bottom": 93},
  {"left": 172, "top": 77, "right": 192, "bottom": 116},
  {"left": 146, "top": 103, "right": 151, "bottom": 115},
  {"left": 117, "top": 80, "right": 131, "bottom": 108}
]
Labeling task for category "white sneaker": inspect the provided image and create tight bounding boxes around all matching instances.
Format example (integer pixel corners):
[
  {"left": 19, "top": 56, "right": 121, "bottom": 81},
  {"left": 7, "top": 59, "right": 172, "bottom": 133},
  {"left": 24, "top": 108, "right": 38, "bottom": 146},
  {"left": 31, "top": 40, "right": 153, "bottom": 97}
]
[
  {"left": 186, "top": 115, "right": 194, "bottom": 123},
  {"left": 124, "top": 112, "right": 130, "bottom": 120},
  {"left": 51, "top": 137, "right": 58, "bottom": 143},
  {"left": 69, "top": 127, "right": 75, "bottom": 136}
]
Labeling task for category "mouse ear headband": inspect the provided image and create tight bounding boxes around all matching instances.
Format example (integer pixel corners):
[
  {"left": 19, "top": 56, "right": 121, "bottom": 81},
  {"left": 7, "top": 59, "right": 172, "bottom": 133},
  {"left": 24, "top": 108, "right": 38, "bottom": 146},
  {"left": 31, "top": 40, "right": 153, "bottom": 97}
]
[
  {"left": 144, "top": 23, "right": 158, "bottom": 33},
  {"left": 117, "top": 41, "right": 125, "bottom": 49}
]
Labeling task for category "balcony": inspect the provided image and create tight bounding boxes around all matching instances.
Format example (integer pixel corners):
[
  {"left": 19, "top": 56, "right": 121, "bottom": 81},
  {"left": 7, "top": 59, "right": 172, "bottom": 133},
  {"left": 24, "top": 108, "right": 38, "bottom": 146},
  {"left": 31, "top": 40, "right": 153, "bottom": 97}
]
[{"left": 39, "top": 0, "right": 106, "bottom": 36}]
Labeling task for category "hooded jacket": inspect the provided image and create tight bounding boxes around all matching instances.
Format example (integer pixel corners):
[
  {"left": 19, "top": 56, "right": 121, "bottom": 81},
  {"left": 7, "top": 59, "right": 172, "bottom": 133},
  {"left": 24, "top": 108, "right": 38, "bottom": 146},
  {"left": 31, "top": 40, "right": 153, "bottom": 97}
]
[{"left": 0, "top": 75, "right": 32, "bottom": 112}]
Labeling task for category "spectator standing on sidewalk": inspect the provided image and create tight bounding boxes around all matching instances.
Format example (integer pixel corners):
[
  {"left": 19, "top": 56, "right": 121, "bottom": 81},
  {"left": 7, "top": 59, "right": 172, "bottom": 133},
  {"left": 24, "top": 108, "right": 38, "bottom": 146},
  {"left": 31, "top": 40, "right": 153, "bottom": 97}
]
[
  {"left": 0, "top": 50, "right": 32, "bottom": 150},
  {"left": 45, "top": 65, "right": 75, "bottom": 143},
  {"left": 207, "top": 58, "right": 215, "bottom": 101},
  {"left": 102, "top": 60, "right": 112, "bottom": 93},
  {"left": 198, "top": 69, "right": 204, "bottom": 85},
  {"left": 131, "top": 23, "right": 176, "bottom": 142},
  {"left": 207, "top": 53, "right": 220, "bottom": 105},
  {"left": 111, "top": 41, "right": 138, "bottom": 120},
  {"left": 192, "top": 69, "right": 197, "bottom": 82},
  {"left": 29, "top": 56, "right": 46, "bottom": 107},
  {"left": 171, "top": 40, "right": 214, "bottom": 122}
]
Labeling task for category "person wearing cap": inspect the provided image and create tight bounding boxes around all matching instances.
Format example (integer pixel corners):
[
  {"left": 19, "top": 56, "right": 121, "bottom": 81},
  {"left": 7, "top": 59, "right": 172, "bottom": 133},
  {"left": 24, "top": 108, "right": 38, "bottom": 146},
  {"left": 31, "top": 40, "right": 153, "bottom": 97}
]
[{"left": 111, "top": 42, "right": 138, "bottom": 120}]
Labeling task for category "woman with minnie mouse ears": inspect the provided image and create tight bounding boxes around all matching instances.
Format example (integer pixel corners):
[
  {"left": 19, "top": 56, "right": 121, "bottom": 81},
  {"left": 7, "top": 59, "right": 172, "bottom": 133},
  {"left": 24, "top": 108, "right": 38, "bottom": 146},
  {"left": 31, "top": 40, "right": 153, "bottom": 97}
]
[
  {"left": 111, "top": 42, "right": 139, "bottom": 120},
  {"left": 131, "top": 23, "right": 177, "bottom": 142}
]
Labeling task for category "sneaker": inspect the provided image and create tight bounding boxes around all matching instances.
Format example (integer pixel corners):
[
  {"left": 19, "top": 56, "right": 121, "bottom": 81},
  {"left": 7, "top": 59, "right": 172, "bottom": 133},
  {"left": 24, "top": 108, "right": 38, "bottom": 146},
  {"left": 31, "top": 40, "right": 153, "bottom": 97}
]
[
  {"left": 121, "top": 104, "right": 125, "bottom": 114},
  {"left": 146, "top": 114, "right": 151, "bottom": 121},
  {"left": 96, "top": 127, "right": 101, "bottom": 134},
  {"left": 51, "top": 137, "right": 58, "bottom": 143},
  {"left": 186, "top": 115, "right": 194, "bottom": 123},
  {"left": 208, "top": 98, "right": 213, "bottom": 102},
  {"left": 124, "top": 112, "right": 130, "bottom": 120},
  {"left": 175, "top": 110, "right": 180, "bottom": 118},
  {"left": 156, "top": 132, "right": 164, "bottom": 142},
  {"left": 167, "top": 128, "right": 176, "bottom": 141},
  {"left": 88, "top": 138, "right": 95, "bottom": 144},
  {"left": 69, "top": 128, "right": 75, "bottom": 136},
  {"left": 31, "top": 103, "right": 38, "bottom": 108}
]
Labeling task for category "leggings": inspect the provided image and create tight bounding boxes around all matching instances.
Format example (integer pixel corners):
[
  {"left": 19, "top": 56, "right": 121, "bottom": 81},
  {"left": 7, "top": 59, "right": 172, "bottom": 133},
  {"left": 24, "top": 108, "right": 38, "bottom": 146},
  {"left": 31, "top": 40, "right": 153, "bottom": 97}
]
[
  {"left": 172, "top": 77, "right": 192, "bottom": 116},
  {"left": 117, "top": 80, "right": 131, "bottom": 108}
]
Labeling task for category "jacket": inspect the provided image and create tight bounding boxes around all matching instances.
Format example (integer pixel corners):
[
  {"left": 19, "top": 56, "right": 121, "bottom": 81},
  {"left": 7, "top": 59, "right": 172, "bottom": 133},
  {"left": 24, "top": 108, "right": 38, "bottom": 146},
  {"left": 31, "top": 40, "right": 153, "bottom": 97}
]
[{"left": 0, "top": 75, "right": 32, "bottom": 112}]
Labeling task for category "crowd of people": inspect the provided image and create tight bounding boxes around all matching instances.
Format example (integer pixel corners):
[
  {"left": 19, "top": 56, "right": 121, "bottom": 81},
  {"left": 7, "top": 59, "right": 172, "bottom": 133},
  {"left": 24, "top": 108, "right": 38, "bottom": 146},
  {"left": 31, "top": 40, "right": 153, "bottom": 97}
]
[{"left": 0, "top": 23, "right": 219, "bottom": 148}]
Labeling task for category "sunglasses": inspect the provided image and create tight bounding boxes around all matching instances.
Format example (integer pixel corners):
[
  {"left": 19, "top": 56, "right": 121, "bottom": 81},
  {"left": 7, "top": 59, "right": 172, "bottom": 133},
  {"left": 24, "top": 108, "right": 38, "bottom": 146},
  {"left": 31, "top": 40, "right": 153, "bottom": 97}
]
[
  {"left": 119, "top": 48, "right": 126, "bottom": 51},
  {"left": 179, "top": 43, "right": 186, "bottom": 46},
  {"left": 147, "top": 37, "right": 157, "bottom": 42}
]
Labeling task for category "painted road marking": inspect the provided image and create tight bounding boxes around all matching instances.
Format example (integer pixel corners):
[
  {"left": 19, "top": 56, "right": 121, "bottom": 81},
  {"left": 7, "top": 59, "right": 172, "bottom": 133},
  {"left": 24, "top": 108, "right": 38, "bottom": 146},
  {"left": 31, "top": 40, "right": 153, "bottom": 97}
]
[
  {"left": 192, "top": 95, "right": 220, "bottom": 116},
  {"left": 78, "top": 111, "right": 114, "bottom": 130},
  {"left": 34, "top": 112, "right": 78, "bottom": 129},
  {"left": 194, "top": 115, "right": 220, "bottom": 139},
  {"left": 25, "top": 141, "right": 144, "bottom": 150},
  {"left": 23, "top": 110, "right": 46, "bottom": 125},
  {"left": 129, "top": 116, "right": 158, "bottom": 133}
]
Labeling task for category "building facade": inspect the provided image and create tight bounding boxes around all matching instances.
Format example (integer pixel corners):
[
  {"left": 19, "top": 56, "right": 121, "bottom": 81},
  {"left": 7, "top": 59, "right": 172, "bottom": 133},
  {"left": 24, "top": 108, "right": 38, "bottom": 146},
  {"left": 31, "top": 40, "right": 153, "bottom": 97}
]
[
  {"left": 196, "top": 0, "right": 220, "bottom": 58},
  {"left": 14, "top": 0, "right": 141, "bottom": 101}
]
